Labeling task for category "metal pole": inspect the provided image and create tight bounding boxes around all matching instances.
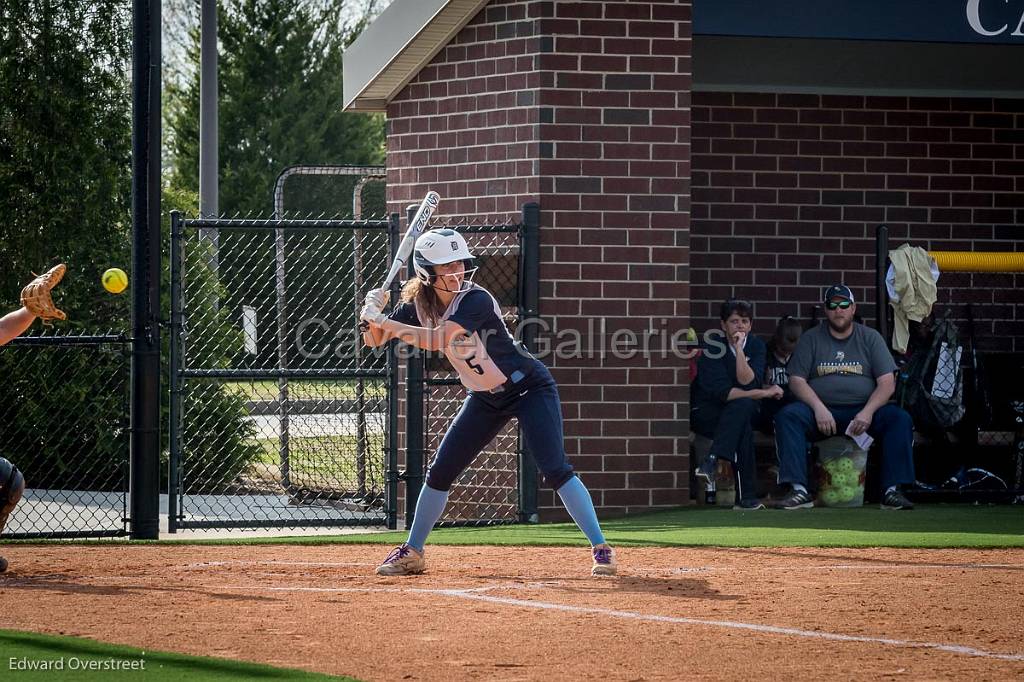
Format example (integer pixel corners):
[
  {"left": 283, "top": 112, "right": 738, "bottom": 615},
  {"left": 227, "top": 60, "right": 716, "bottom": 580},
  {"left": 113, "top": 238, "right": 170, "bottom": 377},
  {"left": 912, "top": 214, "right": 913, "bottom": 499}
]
[
  {"left": 386, "top": 213, "right": 401, "bottom": 530},
  {"left": 129, "top": 0, "right": 161, "bottom": 540},
  {"left": 352, "top": 176, "right": 383, "bottom": 498},
  {"left": 354, "top": 226, "right": 366, "bottom": 498},
  {"left": 273, "top": 165, "right": 386, "bottom": 216},
  {"left": 168, "top": 211, "right": 184, "bottom": 533},
  {"left": 199, "top": 0, "right": 219, "bottom": 273},
  {"left": 404, "top": 204, "right": 425, "bottom": 529},
  {"left": 518, "top": 202, "right": 540, "bottom": 523},
  {"left": 275, "top": 218, "right": 291, "bottom": 491},
  {"left": 876, "top": 224, "right": 889, "bottom": 340}
]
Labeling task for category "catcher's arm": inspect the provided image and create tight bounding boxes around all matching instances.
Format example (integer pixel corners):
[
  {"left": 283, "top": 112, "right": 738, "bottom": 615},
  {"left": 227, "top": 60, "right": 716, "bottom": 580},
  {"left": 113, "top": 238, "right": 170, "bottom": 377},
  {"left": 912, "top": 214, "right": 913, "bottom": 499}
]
[
  {"left": 0, "top": 308, "right": 37, "bottom": 347},
  {"left": 19, "top": 263, "right": 67, "bottom": 328}
]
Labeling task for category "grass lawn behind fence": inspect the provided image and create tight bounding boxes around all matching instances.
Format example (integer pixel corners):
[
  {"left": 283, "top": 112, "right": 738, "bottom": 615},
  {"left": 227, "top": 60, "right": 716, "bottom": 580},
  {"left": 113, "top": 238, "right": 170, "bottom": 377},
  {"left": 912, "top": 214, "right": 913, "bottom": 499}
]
[
  {"left": 247, "top": 434, "right": 385, "bottom": 487},
  {"left": 224, "top": 380, "right": 373, "bottom": 401}
]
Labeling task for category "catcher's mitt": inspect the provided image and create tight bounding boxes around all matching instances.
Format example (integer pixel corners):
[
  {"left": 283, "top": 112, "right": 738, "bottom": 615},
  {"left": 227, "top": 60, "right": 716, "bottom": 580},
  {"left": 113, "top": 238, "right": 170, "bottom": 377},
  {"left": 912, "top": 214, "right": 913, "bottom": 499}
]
[{"left": 20, "top": 263, "right": 67, "bottom": 322}]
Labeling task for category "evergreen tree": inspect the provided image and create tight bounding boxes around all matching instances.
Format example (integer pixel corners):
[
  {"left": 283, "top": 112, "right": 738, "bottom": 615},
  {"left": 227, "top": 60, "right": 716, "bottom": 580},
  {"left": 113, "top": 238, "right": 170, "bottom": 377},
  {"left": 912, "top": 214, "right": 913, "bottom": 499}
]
[
  {"left": 168, "top": 0, "right": 386, "bottom": 216},
  {"left": 0, "top": 0, "right": 132, "bottom": 326},
  {"left": 0, "top": 1, "right": 259, "bottom": 493}
]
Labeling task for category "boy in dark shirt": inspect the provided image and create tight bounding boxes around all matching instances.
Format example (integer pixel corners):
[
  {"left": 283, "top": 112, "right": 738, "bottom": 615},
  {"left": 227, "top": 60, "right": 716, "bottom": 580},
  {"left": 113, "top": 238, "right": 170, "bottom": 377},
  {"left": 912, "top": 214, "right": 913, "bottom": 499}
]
[{"left": 691, "top": 299, "right": 783, "bottom": 509}]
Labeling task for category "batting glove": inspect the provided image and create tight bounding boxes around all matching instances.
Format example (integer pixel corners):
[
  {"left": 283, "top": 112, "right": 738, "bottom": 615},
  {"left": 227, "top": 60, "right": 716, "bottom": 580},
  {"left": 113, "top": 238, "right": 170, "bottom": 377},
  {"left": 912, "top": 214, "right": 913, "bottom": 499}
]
[
  {"left": 360, "top": 302, "right": 386, "bottom": 326},
  {"left": 365, "top": 288, "right": 390, "bottom": 310}
]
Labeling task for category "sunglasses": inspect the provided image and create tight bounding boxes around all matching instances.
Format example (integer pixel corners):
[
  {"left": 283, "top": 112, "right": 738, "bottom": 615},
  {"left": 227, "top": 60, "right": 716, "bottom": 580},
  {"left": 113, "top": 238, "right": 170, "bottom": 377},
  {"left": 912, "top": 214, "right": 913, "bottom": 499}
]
[{"left": 826, "top": 300, "right": 852, "bottom": 310}]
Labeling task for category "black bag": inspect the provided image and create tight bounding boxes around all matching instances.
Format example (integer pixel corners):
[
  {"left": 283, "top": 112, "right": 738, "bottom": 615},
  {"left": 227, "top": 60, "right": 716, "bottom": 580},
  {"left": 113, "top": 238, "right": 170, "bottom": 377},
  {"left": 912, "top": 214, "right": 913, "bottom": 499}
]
[{"left": 897, "top": 314, "right": 965, "bottom": 432}]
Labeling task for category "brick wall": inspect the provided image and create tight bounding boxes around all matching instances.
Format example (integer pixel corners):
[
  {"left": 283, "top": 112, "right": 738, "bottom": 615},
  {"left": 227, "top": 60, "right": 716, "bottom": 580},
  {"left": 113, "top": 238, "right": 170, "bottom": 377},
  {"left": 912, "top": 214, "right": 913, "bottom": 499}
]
[
  {"left": 387, "top": 0, "right": 543, "bottom": 216},
  {"left": 387, "top": 0, "right": 693, "bottom": 519},
  {"left": 692, "top": 93, "right": 1024, "bottom": 350}
]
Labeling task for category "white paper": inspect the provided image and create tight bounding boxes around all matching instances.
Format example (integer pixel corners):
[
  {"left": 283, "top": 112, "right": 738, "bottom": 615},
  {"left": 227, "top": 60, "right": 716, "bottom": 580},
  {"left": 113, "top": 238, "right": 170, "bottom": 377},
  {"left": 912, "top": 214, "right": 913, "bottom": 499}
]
[
  {"left": 931, "top": 342, "right": 961, "bottom": 400},
  {"left": 845, "top": 422, "right": 874, "bottom": 451},
  {"left": 242, "top": 305, "right": 258, "bottom": 356}
]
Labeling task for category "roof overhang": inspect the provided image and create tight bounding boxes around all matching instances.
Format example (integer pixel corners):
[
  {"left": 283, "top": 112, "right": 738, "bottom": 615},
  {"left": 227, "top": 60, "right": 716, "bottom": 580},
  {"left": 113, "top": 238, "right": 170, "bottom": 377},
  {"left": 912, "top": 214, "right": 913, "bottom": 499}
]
[
  {"left": 695, "top": 36, "right": 1024, "bottom": 98},
  {"left": 343, "top": 0, "right": 490, "bottom": 112}
]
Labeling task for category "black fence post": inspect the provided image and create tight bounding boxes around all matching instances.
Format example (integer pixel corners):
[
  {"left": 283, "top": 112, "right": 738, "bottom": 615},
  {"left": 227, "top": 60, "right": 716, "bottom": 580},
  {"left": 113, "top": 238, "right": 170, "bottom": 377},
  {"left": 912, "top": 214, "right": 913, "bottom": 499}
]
[
  {"left": 876, "top": 224, "right": 889, "bottom": 341},
  {"left": 129, "top": 0, "right": 161, "bottom": 540},
  {"left": 168, "top": 211, "right": 183, "bottom": 533},
  {"left": 518, "top": 202, "right": 540, "bottom": 523},
  {"left": 404, "top": 204, "right": 425, "bottom": 530},
  {"left": 386, "top": 212, "right": 402, "bottom": 530}
]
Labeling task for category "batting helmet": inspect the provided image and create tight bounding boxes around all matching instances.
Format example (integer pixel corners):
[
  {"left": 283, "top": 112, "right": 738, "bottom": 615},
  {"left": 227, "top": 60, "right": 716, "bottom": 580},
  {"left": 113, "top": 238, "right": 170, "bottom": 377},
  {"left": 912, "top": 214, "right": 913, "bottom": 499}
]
[
  {"left": 412, "top": 229, "right": 478, "bottom": 292},
  {"left": 0, "top": 457, "right": 25, "bottom": 535}
]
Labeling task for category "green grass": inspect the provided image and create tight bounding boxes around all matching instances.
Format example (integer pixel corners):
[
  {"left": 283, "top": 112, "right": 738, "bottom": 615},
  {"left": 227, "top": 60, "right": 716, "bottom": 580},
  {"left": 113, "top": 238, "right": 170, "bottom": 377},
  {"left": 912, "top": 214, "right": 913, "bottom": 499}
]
[
  {"left": 224, "top": 380, "right": 374, "bottom": 401},
  {"left": 0, "top": 629, "right": 355, "bottom": 681},
  {"left": 126, "top": 504, "right": 1024, "bottom": 549},
  {"left": 11, "top": 505, "right": 1024, "bottom": 550},
  {"left": 248, "top": 434, "right": 385, "bottom": 485}
]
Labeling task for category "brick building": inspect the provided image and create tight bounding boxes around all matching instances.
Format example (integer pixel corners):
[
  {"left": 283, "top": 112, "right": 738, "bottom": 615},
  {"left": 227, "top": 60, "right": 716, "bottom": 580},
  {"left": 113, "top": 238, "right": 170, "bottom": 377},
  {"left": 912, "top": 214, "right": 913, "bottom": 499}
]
[{"left": 344, "top": 0, "right": 1024, "bottom": 519}]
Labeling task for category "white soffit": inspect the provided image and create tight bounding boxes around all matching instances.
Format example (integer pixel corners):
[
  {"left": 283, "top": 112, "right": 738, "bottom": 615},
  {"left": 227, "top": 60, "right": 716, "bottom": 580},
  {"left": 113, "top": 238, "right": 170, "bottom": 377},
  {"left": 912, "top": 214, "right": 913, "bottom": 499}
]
[{"left": 343, "top": 0, "right": 491, "bottom": 111}]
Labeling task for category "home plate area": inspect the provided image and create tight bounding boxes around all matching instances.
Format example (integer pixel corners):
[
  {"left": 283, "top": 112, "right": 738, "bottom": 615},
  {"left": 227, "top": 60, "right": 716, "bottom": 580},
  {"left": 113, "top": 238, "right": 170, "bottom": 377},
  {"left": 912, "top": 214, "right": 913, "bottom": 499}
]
[{"left": 1, "top": 545, "right": 1022, "bottom": 680}]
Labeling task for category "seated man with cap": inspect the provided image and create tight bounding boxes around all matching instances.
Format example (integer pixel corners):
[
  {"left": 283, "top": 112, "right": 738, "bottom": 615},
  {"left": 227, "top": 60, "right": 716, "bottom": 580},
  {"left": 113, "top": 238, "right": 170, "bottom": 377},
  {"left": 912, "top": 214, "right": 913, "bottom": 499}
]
[{"left": 774, "top": 285, "right": 915, "bottom": 510}]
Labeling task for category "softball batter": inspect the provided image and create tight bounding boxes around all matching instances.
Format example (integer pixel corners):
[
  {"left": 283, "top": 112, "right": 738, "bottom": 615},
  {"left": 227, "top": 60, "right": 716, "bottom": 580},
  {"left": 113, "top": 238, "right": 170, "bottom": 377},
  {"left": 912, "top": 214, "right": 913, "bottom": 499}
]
[{"left": 360, "top": 229, "right": 616, "bottom": 576}]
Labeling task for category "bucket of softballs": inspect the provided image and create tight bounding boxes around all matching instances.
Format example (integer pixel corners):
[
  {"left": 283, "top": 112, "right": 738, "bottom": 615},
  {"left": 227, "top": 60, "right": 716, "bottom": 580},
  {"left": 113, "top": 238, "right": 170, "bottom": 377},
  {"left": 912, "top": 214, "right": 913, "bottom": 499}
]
[{"left": 815, "top": 436, "right": 868, "bottom": 507}]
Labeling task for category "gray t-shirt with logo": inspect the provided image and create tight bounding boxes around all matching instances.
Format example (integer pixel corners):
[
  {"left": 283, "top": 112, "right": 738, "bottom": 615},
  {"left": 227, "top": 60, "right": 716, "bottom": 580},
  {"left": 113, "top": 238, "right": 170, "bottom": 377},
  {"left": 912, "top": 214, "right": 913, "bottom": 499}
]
[{"left": 787, "top": 321, "right": 896, "bottom": 407}]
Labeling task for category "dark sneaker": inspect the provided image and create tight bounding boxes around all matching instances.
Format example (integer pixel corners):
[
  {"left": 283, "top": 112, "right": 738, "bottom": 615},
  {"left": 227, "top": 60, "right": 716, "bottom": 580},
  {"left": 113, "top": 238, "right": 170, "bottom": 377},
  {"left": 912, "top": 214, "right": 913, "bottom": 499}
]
[
  {"left": 733, "top": 499, "right": 766, "bottom": 510},
  {"left": 591, "top": 544, "right": 617, "bottom": 576},
  {"left": 880, "top": 489, "right": 914, "bottom": 510},
  {"left": 778, "top": 488, "right": 814, "bottom": 509},
  {"left": 694, "top": 455, "right": 717, "bottom": 484}
]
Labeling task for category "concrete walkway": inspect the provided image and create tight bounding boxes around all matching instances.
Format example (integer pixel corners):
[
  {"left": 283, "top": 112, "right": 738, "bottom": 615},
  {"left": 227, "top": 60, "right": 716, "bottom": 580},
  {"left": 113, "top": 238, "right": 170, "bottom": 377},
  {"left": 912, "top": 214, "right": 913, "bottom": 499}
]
[{"left": 5, "top": 489, "right": 395, "bottom": 540}]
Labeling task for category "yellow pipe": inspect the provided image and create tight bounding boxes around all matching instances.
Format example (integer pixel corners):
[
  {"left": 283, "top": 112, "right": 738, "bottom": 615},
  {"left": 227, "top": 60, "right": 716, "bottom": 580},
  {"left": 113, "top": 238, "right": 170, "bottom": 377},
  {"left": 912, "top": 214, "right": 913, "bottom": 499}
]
[{"left": 929, "top": 251, "right": 1024, "bottom": 273}]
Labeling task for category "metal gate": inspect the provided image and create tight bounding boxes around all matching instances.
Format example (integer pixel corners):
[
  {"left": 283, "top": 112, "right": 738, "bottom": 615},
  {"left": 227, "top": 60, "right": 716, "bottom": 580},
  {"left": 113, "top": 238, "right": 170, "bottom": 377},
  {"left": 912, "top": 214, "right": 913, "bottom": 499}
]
[
  {"left": 169, "top": 212, "right": 400, "bottom": 531},
  {"left": 404, "top": 203, "right": 541, "bottom": 527}
]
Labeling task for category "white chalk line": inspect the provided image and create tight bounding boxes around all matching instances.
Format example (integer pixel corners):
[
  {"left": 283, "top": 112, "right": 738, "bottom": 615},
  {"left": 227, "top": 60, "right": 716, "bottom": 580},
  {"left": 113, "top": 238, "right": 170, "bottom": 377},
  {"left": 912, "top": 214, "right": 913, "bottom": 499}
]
[
  {"left": 663, "top": 562, "right": 1023, "bottom": 575},
  {"left": 186, "top": 561, "right": 374, "bottom": 568},
  {"left": 202, "top": 582, "right": 1024, "bottom": 663}
]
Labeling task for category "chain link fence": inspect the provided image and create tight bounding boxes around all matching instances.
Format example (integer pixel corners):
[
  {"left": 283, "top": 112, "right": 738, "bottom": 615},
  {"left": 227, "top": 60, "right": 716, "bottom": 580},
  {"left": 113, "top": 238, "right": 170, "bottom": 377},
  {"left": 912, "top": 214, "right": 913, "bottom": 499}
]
[
  {"left": 1, "top": 335, "right": 131, "bottom": 538},
  {"left": 170, "top": 211, "right": 399, "bottom": 531}
]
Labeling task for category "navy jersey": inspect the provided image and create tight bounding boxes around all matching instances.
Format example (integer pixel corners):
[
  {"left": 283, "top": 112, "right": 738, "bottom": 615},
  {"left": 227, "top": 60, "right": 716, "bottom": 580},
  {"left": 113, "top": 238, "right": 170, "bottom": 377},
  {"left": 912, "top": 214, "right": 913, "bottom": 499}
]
[
  {"left": 388, "top": 283, "right": 538, "bottom": 392},
  {"left": 765, "top": 351, "right": 793, "bottom": 402}
]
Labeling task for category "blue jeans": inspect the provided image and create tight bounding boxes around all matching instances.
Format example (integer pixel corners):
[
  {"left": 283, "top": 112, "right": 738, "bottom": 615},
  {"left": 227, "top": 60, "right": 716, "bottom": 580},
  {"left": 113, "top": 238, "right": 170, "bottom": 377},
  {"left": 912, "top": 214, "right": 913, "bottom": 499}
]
[{"left": 774, "top": 402, "right": 915, "bottom": 493}]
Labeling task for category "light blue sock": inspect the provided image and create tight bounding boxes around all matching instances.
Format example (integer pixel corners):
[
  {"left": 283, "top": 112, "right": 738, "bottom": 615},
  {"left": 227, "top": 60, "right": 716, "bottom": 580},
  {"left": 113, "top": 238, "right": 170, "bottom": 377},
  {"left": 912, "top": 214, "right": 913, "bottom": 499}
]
[
  {"left": 556, "top": 476, "right": 606, "bottom": 546},
  {"left": 406, "top": 485, "right": 449, "bottom": 552}
]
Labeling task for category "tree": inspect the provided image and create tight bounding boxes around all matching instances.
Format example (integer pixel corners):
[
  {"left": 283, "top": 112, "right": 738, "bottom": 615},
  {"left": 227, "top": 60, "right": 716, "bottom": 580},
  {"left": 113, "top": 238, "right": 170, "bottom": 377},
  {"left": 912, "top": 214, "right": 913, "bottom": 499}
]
[
  {"left": 167, "top": 0, "right": 386, "bottom": 216},
  {"left": 0, "top": 0, "right": 132, "bottom": 325},
  {"left": 0, "top": 1, "right": 259, "bottom": 494},
  {"left": 165, "top": 0, "right": 389, "bottom": 392}
]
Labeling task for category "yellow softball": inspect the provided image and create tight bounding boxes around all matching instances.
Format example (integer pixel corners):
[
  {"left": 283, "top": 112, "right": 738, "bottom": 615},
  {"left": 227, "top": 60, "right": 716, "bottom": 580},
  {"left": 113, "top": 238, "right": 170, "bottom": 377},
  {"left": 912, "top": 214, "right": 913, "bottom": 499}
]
[{"left": 101, "top": 267, "right": 128, "bottom": 294}]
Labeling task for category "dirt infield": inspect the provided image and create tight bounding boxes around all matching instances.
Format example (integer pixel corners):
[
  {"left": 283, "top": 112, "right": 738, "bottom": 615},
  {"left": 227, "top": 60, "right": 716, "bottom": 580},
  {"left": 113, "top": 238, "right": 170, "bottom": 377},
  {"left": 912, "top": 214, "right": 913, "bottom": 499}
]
[{"left": 1, "top": 544, "right": 1023, "bottom": 680}]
